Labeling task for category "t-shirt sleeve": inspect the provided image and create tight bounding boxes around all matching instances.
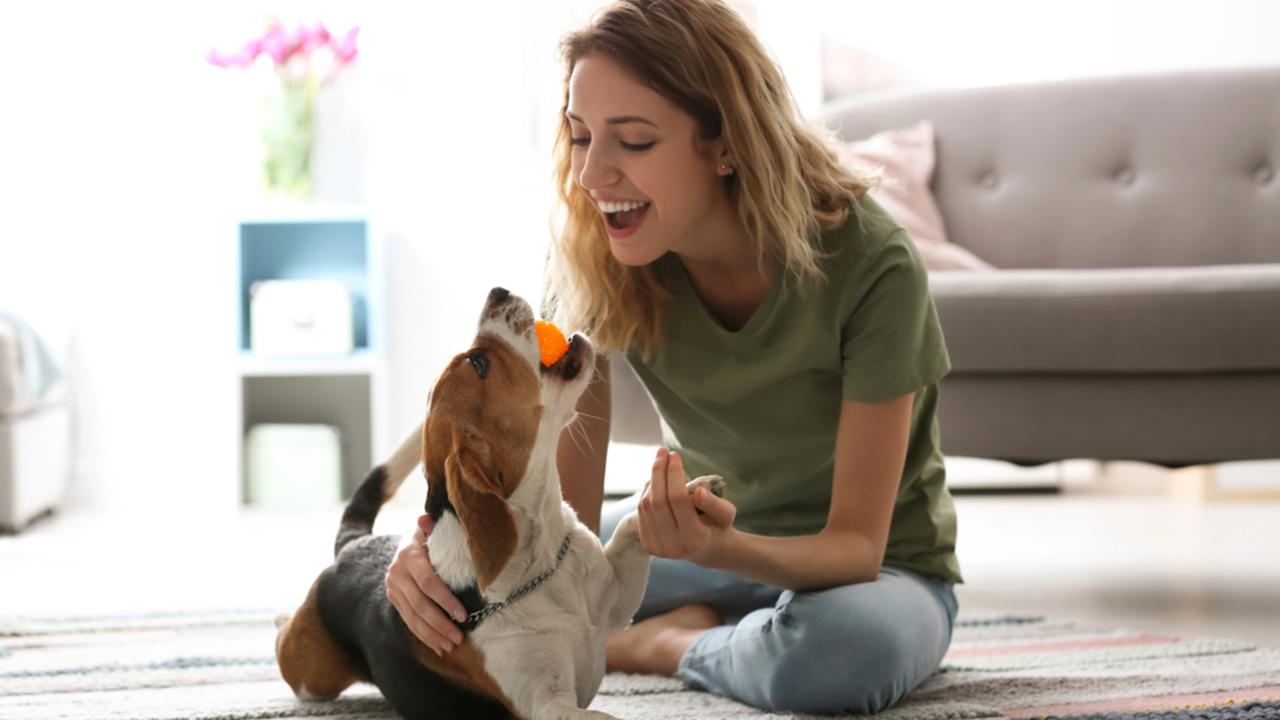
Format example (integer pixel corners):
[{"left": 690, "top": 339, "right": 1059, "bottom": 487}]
[{"left": 840, "top": 231, "right": 951, "bottom": 403}]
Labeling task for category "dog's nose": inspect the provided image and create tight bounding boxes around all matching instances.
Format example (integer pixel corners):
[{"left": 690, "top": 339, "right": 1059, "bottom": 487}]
[{"left": 488, "top": 287, "right": 511, "bottom": 306}]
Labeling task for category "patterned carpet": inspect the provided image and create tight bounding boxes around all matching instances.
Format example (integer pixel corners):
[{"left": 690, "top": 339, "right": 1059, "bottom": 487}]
[{"left": 2, "top": 608, "right": 1279, "bottom": 719}]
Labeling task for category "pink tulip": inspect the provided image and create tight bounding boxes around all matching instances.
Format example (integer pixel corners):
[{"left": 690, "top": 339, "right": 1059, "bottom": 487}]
[
  {"left": 332, "top": 26, "right": 360, "bottom": 64},
  {"left": 301, "top": 22, "right": 332, "bottom": 53},
  {"left": 258, "top": 24, "right": 291, "bottom": 65},
  {"left": 207, "top": 20, "right": 358, "bottom": 73},
  {"left": 205, "top": 37, "right": 262, "bottom": 69},
  {"left": 243, "top": 38, "right": 263, "bottom": 62},
  {"left": 205, "top": 49, "right": 233, "bottom": 68}
]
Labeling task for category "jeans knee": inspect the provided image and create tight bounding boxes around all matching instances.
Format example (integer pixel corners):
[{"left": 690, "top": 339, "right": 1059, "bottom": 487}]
[
  {"left": 756, "top": 610, "right": 910, "bottom": 714},
  {"left": 758, "top": 652, "right": 900, "bottom": 715}
]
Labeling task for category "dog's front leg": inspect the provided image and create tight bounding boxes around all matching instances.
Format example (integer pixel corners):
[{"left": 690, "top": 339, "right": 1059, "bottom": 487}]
[
  {"left": 602, "top": 511, "right": 651, "bottom": 632},
  {"left": 603, "top": 475, "right": 725, "bottom": 632},
  {"left": 488, "top": 636, "right": 622, "bottom": 720}
]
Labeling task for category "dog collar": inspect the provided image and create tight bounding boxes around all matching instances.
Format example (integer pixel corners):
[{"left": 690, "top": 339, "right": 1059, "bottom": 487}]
[{"left": 459, "top": 531, "right": 574, "bottom": 631}]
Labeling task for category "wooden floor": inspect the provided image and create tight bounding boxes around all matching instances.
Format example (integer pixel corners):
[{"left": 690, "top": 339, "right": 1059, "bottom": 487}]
[
  {"left": 953, "top": 485, "right": 1280, "bottom": 648},
  {"left": 2, "top": 460, "right": 1278, "bottom": 649}
]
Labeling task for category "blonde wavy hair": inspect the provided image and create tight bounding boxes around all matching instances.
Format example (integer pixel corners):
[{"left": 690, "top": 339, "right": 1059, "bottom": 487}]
[{"left": 543, "top": 0, "right": 874, "bottom": 357}]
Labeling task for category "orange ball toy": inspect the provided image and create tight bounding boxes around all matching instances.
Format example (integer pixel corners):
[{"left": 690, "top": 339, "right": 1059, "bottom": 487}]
[{"left": 535, "top": 320, "right": 570, "bottom": 367}]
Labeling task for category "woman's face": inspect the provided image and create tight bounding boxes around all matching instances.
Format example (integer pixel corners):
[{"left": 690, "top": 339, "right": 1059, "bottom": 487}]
[{"left": 567, "top": 53, "right": 727, "bottom": 266}]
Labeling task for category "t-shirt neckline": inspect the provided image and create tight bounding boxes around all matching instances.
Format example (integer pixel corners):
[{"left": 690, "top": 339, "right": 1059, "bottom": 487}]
[{"left": 671, "top": 253, "right": 785, "bottom": 338}]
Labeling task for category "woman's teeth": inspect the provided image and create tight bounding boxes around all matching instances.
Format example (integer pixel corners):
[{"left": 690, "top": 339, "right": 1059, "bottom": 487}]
[{"left": 598, "top": 200, "right": 649, "bottom": 213}]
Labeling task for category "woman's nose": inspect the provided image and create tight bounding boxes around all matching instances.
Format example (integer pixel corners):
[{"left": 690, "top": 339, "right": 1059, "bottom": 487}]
[{"left": 576, "top": 143, "right": 619, "bottom": 190}]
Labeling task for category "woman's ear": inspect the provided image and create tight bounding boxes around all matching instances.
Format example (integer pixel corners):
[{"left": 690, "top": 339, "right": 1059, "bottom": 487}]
[
  {"left": 712, "top": 141, "right": 736, "bottom": 176},
  {"left": 696, "top": 133, "right": 735, "bottom": 175}
]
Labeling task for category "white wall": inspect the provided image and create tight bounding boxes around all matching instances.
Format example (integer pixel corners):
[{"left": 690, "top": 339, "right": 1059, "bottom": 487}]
[
  {"left": 806, "top": 0, "right": 1280, "bottom": 94},
  {"left": 1, "top": 3, "right": 258, "bottom": 512},
  {"left": 362, "top": 1, "right": 604, "bottom": 460}
]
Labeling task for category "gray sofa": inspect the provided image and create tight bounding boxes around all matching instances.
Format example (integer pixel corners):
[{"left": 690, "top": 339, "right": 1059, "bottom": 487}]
[{"left": 611, "top": 66, "right": 1280, "bottom": 467}]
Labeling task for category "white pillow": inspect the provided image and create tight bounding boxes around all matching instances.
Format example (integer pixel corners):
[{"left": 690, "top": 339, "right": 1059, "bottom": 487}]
[{"left": 838, "top": 121, "right": 994, "bottom": 271}]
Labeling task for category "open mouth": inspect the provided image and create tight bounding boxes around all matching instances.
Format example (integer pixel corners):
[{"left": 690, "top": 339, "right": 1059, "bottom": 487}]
[
  {"left": 604, "top": 203, "right": 651, "bottom": 236},
  {"left": 540, "top": 333, "right": 589, "bottom": 381}
]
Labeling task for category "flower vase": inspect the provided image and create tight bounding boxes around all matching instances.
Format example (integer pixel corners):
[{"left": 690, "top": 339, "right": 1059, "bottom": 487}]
[{"left": 261, "top": 74, "right": 316, "bottom": 201}]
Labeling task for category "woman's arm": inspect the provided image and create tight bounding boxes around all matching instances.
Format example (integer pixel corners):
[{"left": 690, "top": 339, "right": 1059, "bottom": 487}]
[
  {"left": 641, "top": 392, "right": 914, "bottom": 591},
  {"left": 557, "top": 353, "right": 612, "bottom": 534}
]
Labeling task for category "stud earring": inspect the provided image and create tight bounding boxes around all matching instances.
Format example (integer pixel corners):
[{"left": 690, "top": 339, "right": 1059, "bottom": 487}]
[{"left": 719, "top": 163, "right": 736, "bottom": 176}]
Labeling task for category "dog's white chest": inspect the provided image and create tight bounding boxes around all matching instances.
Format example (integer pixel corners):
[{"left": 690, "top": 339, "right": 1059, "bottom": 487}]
[{"left": 470, "top": 532, "right": 620, "bottom": 707}]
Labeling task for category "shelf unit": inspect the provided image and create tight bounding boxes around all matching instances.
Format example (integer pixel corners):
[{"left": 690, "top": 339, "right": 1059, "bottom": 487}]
[{"left": 233, "top": 206, "right": 387, "bottom": 505}]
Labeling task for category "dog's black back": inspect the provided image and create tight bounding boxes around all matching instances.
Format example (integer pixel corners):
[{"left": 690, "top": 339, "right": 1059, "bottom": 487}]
[{"left": 316, "top": 534, "right": 512, "bottom": 720}]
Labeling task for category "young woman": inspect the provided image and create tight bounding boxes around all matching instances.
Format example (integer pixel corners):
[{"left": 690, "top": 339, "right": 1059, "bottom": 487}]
[{"left": 386, "top": 0, "right": 961, "bottom": 714}]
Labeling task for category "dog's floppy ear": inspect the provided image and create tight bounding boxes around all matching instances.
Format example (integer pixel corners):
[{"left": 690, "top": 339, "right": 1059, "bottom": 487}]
[{"left": 444, "top": 429, "right": 517, "bottom": 591}]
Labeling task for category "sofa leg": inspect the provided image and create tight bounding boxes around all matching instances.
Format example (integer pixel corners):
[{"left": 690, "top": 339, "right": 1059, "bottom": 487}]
[
  {"left": 1168, "top": 463, "right": 1280, "bottom": 502},
  {"left": 1168, "top": 465, "right": 1218, "bottom": 502}
]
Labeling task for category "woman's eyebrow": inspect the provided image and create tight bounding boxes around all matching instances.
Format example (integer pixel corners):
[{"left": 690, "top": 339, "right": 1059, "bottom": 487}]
[{"left": 565, "top": 111, "right": 658, "bottom": 128}]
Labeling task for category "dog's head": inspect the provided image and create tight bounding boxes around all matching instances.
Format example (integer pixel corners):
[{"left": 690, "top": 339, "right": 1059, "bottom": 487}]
[{"left": 422, "top": 287, "right": 594, "bottom": 590}]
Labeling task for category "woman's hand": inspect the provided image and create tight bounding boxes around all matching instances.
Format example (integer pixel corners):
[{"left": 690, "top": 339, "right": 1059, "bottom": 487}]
[
  {"left": 636, "top": 448, "right": 737, "bottom": 565},
  {"left": 385, "top": 514, "right": 469, "bottom": 657}
]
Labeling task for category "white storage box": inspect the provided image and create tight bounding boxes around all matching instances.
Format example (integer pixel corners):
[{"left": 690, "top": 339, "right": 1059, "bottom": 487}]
[
  {"left": 245, "top": 423, "right": 342, "bottom": 507},
  {"left": 250, "top": 279, "right": 354, "bottom": 356}
]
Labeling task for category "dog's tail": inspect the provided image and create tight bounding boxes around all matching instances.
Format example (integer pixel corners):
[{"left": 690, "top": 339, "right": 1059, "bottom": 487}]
[{"left": 334, "top": 423, "right": 424, "bottom": 557}]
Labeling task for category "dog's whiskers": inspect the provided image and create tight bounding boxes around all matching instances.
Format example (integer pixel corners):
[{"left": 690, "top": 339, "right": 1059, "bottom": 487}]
[
  {"left": 577, "top": 421, "right": 596, "bottom": 454},
  {"left": 564, "top": 414, "right": 595, "bottom": 455},
  {"left": 571, "top": 423, "right": 591, "bottom": 455}
]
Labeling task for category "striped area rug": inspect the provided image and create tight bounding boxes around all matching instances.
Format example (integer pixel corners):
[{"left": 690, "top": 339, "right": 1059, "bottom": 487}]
[{"left": 1, "top": 609, "right": 1278, "bottom": 719}]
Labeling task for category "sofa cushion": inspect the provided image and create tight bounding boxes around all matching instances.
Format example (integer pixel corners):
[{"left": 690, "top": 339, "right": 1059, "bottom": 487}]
[
  {"left": 837, "top": 121, "right": 994, "bottom": 272},
  {"left": 930, "top": 264, "right": 1280, "bottom": 373}
]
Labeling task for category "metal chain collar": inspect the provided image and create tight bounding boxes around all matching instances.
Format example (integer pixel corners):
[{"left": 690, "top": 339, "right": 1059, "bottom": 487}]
[{"left": 465, "top": 532, "right": 574, "bottom": 628}]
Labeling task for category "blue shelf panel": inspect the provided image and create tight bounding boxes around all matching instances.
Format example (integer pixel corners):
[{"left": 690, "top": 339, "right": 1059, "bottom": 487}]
[{"left": 237, "top": 219, "right": 371, "bottom": 352}]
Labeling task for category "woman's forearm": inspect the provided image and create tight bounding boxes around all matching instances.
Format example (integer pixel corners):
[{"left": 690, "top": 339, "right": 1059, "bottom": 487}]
[
  {"left": 558, "top": 434, "right": 607, "bottom": 533},
  {"left": 556, "top": 355, "right": 612, "bottom": 534},
  {"left": 702, "top": 527, "right": 881, "bottom": 591}
]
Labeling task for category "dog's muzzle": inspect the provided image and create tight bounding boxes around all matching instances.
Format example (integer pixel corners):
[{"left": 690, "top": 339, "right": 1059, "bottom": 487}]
[{"left": 542, "top": 333, "right": 588, "bottom": 381}]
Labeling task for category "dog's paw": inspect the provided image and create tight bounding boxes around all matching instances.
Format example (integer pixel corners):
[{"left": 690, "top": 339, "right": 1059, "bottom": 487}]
[
  {"left": 687, "top": 474, "right": 725, "bottom": 498},
  {"left": 687, "top": 475, "right": 725, "bottom": 516}
]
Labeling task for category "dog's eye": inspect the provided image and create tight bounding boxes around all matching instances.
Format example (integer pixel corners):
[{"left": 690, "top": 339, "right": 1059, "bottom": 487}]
[{"left": 468, "top": 351, "right": 489, "bottom": 379}]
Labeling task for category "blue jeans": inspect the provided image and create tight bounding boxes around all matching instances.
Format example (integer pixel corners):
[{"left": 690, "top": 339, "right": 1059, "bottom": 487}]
[{"left": 600, "top": 493, "right": 959, "bottom": 715}]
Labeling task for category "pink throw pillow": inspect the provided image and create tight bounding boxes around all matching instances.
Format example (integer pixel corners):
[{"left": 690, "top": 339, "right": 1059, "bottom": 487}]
[{"left": 838, "top": 121, "right": 994, "bottom": 271}]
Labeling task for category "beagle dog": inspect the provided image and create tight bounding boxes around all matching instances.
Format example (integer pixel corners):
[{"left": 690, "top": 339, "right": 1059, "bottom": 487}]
[{"left": 274, "top": 287, "right": 723, "bottom": 720}]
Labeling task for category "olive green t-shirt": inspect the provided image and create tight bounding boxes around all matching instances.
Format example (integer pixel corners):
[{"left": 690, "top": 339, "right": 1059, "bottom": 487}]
[{"left": 624, "top": 196, "right": 962, "bottom": 584}]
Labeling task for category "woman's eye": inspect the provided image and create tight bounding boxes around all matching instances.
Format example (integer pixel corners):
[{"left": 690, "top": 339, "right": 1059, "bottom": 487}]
[{"left": 569, "top": 137, "right": 656, "bottom": 152}]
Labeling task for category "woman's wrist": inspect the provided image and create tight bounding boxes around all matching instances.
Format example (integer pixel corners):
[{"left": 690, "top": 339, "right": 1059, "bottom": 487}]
[
  {"left": 694, "top": 528, "right": 875, "bottom": 590},
  {"left": 691, "top": 525, "right": 741, "bottom": 569}
]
